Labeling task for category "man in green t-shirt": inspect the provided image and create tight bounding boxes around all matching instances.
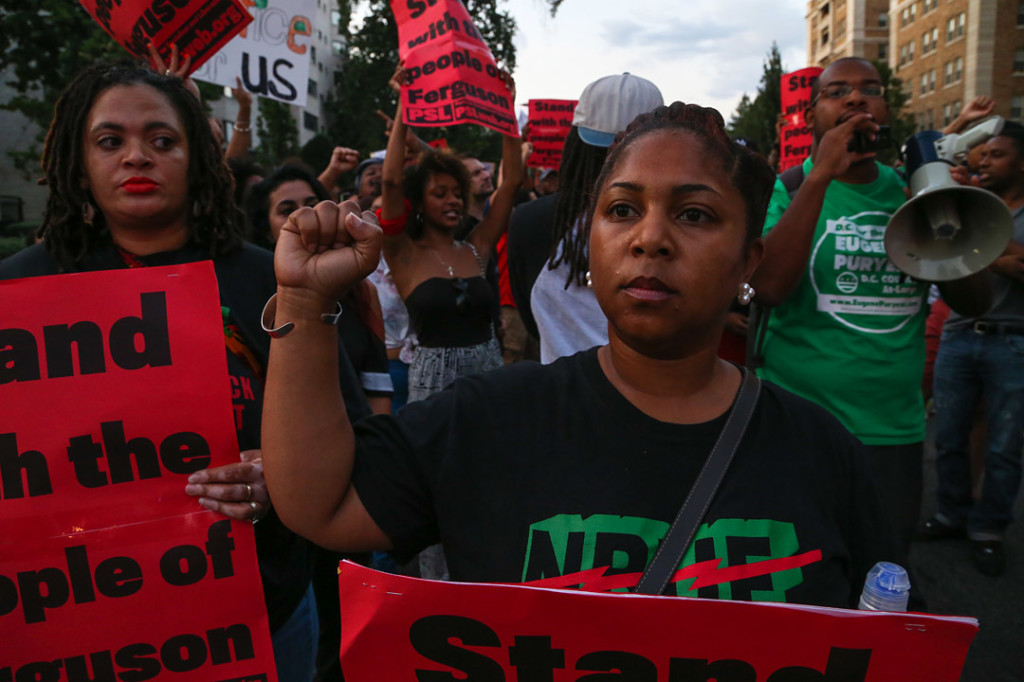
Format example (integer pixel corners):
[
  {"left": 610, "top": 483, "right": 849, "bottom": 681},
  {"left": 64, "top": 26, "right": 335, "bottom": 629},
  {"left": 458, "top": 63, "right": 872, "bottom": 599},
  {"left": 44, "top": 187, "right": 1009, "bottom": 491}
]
[{"left": 751, "top": 57, "right": 992, "bottom": 555}]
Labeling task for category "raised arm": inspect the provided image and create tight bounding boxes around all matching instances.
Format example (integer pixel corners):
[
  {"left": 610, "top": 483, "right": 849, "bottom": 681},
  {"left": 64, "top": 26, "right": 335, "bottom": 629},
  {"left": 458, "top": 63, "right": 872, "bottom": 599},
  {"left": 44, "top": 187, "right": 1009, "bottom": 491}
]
[
  {"left": 467, "top": 74, "right": 524, "bottom": 257},
  {"left": 751, "top": 113, "right": 878, "bottom": 306},
  {"left": 262, "top": 199, "right": 391, "bottom": 552},
  {"left": 224, "top": 78, "right": 252, "bottom": 161}
]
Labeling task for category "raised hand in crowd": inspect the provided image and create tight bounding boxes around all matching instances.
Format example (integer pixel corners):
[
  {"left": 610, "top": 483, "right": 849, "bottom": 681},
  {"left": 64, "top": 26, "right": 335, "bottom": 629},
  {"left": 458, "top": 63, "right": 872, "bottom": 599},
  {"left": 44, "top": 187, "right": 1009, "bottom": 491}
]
[
  {"left": 147, "top": 41, "right": 200, "bottom": 102},
  {"left": 943, "top": 95, "right": 997, "bottom": 135},
  {"left": 318, "top": 146, "right": 361, "bottom": 199},
  {"left": 225, "top": 76, "right": 253, "bottom": 160}
]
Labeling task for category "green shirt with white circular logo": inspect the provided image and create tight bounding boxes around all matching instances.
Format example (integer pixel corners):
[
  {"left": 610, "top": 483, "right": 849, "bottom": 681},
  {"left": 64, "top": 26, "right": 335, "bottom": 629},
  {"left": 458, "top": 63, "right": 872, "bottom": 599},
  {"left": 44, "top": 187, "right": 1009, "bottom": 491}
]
[{"left": 759, "top": 159, "right": 926, "bottom": 445}]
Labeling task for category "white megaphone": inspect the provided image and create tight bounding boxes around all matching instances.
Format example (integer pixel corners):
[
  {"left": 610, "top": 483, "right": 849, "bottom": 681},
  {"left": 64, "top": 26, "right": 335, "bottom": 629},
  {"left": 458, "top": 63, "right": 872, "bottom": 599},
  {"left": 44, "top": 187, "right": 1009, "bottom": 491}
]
[{"left": 886, "top": 118, "right": 1014, "bottom": 281}]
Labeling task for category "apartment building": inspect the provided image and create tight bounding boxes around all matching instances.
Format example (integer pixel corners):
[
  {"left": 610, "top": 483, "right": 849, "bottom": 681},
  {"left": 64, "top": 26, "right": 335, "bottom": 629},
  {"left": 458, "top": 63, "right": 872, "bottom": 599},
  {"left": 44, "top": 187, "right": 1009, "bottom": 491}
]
[{"left": 807, "top": 0, "right": 892, "bottom": 67}]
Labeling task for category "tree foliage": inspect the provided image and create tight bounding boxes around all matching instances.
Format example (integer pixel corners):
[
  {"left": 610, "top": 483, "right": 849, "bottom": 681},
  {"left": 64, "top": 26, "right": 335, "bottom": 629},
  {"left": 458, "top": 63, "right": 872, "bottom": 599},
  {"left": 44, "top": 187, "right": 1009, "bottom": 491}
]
[
  {"left": 726, "top": 43, "right": 785, "bottom": 156},
  {"left": 256, "top": 99, "right": 301, "bottom": 166},
  {"left": 874, "top": 59, "right": 915, "bottom": 164},
  {"left": 325, "top": 0, "right": 517, "bottom": 163},
  {"left": 0, "top": 1, "right": 118, "bottom": 175}
]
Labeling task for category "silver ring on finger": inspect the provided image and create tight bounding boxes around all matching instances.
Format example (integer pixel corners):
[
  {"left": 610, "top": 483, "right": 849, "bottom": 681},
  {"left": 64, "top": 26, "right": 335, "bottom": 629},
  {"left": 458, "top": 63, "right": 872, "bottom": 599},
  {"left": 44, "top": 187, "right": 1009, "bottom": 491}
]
[{"left": 244, "top": 483, "right": 253, "bottom": 501}]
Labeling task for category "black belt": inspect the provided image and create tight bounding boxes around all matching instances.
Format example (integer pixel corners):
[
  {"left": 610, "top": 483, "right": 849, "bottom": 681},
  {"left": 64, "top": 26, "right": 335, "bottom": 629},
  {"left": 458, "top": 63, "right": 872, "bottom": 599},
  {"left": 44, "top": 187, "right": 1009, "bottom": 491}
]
[{"left": 972, "top": 321, "right": 1024, "bottom": 335}]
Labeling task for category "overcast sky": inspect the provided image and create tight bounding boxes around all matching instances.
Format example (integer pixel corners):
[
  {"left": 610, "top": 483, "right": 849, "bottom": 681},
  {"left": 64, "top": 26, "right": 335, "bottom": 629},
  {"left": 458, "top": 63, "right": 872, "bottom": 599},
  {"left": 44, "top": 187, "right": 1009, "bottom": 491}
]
[{"left": 503, "top": 0, "right": 809, "bottom": 121}]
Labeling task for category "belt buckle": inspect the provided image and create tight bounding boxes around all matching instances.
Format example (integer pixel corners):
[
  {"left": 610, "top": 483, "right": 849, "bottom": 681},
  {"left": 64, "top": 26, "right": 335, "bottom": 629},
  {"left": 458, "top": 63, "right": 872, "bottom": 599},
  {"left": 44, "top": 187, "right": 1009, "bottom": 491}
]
[{"left": 973, "top": 321, "right": 994, "bottom": 334}]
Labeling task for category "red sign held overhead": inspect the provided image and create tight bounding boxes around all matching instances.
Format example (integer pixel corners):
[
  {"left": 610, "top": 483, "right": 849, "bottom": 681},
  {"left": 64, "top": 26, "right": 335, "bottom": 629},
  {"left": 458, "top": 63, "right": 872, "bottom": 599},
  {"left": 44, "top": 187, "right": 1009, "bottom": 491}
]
[
  {"left": 527, "top": 99, "right": 577, "bottom": 169},
  {"left": 0, "top": 263, "right": 276, "bottom": 681},
  {"left": 390, "top": 0, "right": 519, "bottom": 136},
  {"left": 78, "top": 0, "right": 252, "bottom": 76},
  {"left": 337, "top": 561, "right": 977, "bottom": 681},
  {"left": 779, "top": 67, "right": 823, "bottom": 172}
]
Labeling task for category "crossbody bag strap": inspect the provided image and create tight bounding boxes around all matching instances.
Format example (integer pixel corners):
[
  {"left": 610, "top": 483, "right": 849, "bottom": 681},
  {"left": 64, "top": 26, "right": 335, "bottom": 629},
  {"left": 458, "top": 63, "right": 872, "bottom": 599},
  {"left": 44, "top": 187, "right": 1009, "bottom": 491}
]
[{"left": 633, "top": 368, "right": 762, "bottom": 596}]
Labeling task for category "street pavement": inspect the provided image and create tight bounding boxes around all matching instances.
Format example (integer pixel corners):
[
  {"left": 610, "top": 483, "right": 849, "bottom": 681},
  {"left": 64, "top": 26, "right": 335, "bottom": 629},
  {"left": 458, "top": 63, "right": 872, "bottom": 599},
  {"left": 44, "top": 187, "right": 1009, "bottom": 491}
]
[{"left": 909, "top": 419, "right": 1024, "bottom": 681}]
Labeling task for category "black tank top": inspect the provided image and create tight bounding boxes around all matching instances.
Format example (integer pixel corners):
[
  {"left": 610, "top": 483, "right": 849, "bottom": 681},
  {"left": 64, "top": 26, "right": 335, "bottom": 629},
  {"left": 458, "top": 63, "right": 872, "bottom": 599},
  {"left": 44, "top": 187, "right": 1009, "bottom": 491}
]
[{"left": 404, "top": 276, "right": 494, "bottom": 347}]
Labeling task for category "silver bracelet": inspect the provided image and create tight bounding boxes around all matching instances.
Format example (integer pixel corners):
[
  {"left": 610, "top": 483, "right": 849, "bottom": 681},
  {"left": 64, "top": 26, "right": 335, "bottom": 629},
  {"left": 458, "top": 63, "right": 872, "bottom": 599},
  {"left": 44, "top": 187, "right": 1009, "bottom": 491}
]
[{"left": 261, "top": 293, "right": 342, "bottom": 338}]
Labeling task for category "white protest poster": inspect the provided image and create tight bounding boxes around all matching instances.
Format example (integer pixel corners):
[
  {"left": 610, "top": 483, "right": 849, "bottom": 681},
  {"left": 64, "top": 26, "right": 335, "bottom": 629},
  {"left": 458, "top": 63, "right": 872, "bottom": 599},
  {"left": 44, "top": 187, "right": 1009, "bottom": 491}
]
[{"left": 193, "top": 0, "right": 315, "bottom": 106}]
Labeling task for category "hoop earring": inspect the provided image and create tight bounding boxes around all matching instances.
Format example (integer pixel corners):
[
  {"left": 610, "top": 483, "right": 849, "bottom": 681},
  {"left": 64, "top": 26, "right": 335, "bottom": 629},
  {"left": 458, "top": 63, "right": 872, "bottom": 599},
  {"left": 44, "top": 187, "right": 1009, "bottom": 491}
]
[
  {"left": 81, "top": 201, "right": 96, "bottom": 226},
  {"left": 738, "top": 282, "right": 755, "bottom": 305},
  {"left": 585, "top": 271, "right": 593, "bottom": 289}
]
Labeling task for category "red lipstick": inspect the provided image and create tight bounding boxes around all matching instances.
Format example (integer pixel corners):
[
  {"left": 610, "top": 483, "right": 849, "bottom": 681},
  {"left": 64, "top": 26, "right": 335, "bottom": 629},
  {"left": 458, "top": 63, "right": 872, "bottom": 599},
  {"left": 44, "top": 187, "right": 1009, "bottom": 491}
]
[{"left": 122, "top": 177, "right": 159, "bottom": 194}]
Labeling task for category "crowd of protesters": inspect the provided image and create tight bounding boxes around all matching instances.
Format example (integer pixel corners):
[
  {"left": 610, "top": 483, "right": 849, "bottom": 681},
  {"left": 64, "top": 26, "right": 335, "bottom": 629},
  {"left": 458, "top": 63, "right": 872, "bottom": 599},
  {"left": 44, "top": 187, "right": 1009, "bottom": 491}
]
[{"left": 1, "top": 29, "right": 1022, "bottom": 682}]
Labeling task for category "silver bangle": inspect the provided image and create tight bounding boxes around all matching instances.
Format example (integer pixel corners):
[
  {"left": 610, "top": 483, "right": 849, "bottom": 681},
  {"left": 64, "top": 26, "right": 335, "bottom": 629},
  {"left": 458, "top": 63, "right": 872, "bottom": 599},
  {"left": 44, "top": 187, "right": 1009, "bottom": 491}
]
[{"left": 261, "top": 293, "right": 342, "bottom": 338}]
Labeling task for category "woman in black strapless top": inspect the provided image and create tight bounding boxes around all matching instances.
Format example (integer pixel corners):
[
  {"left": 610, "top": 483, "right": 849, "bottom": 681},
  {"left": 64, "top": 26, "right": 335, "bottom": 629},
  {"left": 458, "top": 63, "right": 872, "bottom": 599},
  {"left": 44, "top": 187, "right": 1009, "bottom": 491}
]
[{"left": 377, "top": 64, "right": 524, "bottom": 404}]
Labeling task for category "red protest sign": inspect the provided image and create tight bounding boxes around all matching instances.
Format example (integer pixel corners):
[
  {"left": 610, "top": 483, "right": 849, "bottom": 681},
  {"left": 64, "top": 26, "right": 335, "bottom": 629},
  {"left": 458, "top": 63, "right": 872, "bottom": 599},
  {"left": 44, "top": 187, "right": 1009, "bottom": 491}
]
[
  {"left": 78, "top": 0, "right": 252, "bottom": 76},
  {"left": 0, "top": 263, "right": 276, "bottom": 681},
  {"left": 779, "top": 67, "right": 823, "bottom": 172},
  {"left": 390, "top": 0, "right": 519, "bottom": 136},
  {"left": 527, "top": 99, "right": 577, "bottom": 168},
  {"left": 337, "top": 562, "right": 977, "bottom": 681}
]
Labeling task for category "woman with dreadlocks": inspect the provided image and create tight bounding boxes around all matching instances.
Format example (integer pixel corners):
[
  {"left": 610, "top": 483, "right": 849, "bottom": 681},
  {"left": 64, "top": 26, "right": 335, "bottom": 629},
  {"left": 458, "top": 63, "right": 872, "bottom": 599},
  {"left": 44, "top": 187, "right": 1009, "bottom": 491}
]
[
  {"left": 261, "top": 100, "right": 907, "bottom": 610},
  {"left": 0, "top": 62, "right": 369, "bottom": 681}
]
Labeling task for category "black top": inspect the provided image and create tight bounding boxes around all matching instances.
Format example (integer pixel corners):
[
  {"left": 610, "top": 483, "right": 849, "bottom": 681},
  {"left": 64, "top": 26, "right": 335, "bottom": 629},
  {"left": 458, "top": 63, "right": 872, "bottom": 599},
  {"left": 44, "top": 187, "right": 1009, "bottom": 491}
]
[
  {"left": 404, "top": 276, "right": 494, "bottom": 348},
  {"left": 0, "top": 241, "right": 372, "bottom": 632},
  {"left": 352, "top": 348, "right": 902, "bottom": 609},
  {"left": 507, "top": 193, "right": 558, "bottom": 338}
]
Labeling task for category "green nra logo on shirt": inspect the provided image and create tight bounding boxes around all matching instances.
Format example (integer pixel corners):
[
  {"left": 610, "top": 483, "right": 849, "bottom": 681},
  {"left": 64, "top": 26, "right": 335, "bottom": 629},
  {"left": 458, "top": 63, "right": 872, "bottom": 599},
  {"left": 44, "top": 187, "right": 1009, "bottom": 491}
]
[
  {"left": 521, "top": 514, "right": 818, "bottom": 603},
  {"left": 810, "top": 211, "right": 924, "bottom": 334}
]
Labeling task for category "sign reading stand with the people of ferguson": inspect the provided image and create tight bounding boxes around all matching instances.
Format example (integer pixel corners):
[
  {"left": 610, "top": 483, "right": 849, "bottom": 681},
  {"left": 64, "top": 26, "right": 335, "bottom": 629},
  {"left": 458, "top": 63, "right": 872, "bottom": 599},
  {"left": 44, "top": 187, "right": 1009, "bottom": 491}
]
[
  {"left": 779, "top": 67, "right": 823, "bottom": 172},
  {"left": 78, "top": 0, "right": 252, "bottom": 76},
  {"left": 192, "top": 0, "right": 316, "bottom": 106},
  {"left": 336, "top": 562, "right": 978, "bottom": 681},
  {"left": 527, "top": 99, "right": 577, "bottom": 169},
  {"left": 390, "top": 0, "right": 520, "bottom": 136},
  {"left": 0, "top": 263, "right": 277, "bottom": 682}
]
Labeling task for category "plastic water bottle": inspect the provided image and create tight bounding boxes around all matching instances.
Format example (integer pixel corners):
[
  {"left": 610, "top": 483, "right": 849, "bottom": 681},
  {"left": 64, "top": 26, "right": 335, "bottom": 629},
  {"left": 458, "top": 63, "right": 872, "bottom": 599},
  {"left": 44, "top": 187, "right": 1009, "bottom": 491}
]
[{"left": 858, "top": 561, "right": 911, "bottom": 611}]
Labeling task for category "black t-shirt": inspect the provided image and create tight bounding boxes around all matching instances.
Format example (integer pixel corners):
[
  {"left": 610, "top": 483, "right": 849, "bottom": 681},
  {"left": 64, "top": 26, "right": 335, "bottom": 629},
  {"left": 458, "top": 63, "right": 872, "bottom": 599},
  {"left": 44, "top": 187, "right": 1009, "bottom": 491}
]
[
  {"left": 0, "top": 241, "right": 372, "bottom": 632},
  {"left": 353, "top": 348, "right": 900, "bottom": 609}
]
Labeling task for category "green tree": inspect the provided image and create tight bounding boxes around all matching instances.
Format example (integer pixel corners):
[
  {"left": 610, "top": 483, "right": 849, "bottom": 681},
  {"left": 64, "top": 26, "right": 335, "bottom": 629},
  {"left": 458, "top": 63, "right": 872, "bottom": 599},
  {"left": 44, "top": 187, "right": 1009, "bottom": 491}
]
[
  {"left": 727, "top": 43, "right": 785, "bottom": 156},
  {"left": 0, "top": 1, "right": 118, "bottom": 175},
  {"left": 325, "top": 0, "right": 517, "bottom": 164},
  {"left": 256, "top": 99, "right": 301, "bottom": 166},
  {"left": 873, "top": 59, "right": 915, "bottom": 164}
]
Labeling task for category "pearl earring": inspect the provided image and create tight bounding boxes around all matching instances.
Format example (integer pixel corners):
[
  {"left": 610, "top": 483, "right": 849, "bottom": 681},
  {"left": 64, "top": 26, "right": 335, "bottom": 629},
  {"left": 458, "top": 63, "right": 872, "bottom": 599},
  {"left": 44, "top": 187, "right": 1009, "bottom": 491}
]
[
  {"left": 585, "top": 271, "right": 593, "bottom": 289},
  {"left": 738, "top": 282, "right": 755, "bottom": 305}
]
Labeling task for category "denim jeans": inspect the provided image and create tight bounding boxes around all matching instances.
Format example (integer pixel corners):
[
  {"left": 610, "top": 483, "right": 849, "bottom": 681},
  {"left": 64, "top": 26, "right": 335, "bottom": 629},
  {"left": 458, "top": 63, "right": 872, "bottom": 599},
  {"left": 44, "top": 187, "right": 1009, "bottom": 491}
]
[
  {"left": 934, "top": 328, "right": 1024, "bottom": 540},
  {"left": 272, "top": 582, "right": 319, "bottom": 682}
]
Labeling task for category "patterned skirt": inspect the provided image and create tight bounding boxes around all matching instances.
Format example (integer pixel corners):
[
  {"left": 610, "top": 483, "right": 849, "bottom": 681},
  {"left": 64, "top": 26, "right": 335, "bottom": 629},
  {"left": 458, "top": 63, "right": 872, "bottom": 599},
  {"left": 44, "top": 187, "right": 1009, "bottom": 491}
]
[{"left": 406, "top": 336, "right": 502, "bottom": 404}]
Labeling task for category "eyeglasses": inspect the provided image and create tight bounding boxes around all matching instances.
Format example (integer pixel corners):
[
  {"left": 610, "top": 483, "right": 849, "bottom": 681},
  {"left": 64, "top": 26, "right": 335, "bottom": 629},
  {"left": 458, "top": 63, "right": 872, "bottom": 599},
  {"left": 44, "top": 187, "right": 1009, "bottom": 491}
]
[{"left": 815, "top": 83, "right": 886, "bottom": 102}]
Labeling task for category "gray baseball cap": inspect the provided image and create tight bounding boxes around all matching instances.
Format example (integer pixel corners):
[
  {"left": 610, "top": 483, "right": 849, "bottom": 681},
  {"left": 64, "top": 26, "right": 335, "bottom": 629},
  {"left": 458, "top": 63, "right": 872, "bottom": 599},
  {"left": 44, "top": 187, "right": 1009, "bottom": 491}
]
[{"left": 572, "top": 73, "right": 664, "bottom": 147}]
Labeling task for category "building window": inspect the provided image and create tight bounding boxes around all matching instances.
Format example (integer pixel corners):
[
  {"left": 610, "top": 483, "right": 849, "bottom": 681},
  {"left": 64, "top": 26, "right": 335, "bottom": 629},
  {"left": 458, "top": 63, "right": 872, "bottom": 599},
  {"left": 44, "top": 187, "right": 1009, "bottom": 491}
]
[
  {"left": 954, "top": 56, "right": 963, "bottom": 82},
  {"left": 821, "top": 2, "right": 829, "bottom": 16},
  {"left": 879, "top": 12, "right": 888, "bottom": 28},
  {"left": 821, "top": 28, "right": 830, "bottom": 45},
  {"left": 944, "top": 61, "right": 953, "bottom": 85},
  {"left": 929, "top": 69, "right": 936, "bottom": 92},
  {"left": 947, "top": 17, "right": 956, "bottom": 42},
  {"left": 310, "top": 45, "right": 316, "bottom": 60},
  {"left": 909, "top": 39, "right": 915, "bottom": 61},
  {"left": 1019, "top": 2, "right": 1024, "bottom": 26},
  {"left": 953, "top": 100, "right": 962, "bottom": 119},
  {"left": 957, "top": 13, "right": 965, "bottom": 38},
  {"left": 1012, "top": 96, "right": 1024, "bottom": 121},
  {"left": 922, "top": 30, "right": 931, "bottom": 54},
  {"left": 943, "top": 103, "right": 953, "bottom": 126},
  {"left": 308, "top": 79, "right": 318, "bottom": 96},
  {"left": 926, "top": 109, "right": 934, "bottom": 130},
  {"left": 879, "top": 43, "right": 888, "bottom": 61},
  {"left": 921, "top": 73, "right": 928, "bottom": 94},
  {"left": 304, "top": 112, "right": 319, "bottom": 131},
  {"left": 331, "top": 9, "right": 342, "bottom": 27},
  {"left": 1015, "top": 50, "right": 1024, "bottom": 74},
  {"left": 332, "top": 39, "right": 345, "bottom": 57}
]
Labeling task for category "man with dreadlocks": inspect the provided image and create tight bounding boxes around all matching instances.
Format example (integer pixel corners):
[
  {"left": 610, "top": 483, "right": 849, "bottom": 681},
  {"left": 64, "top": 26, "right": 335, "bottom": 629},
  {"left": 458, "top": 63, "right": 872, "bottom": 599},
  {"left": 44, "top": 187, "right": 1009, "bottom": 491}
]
[{"left": 508, "top": 73, "right": 664, "bottom": 364}]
